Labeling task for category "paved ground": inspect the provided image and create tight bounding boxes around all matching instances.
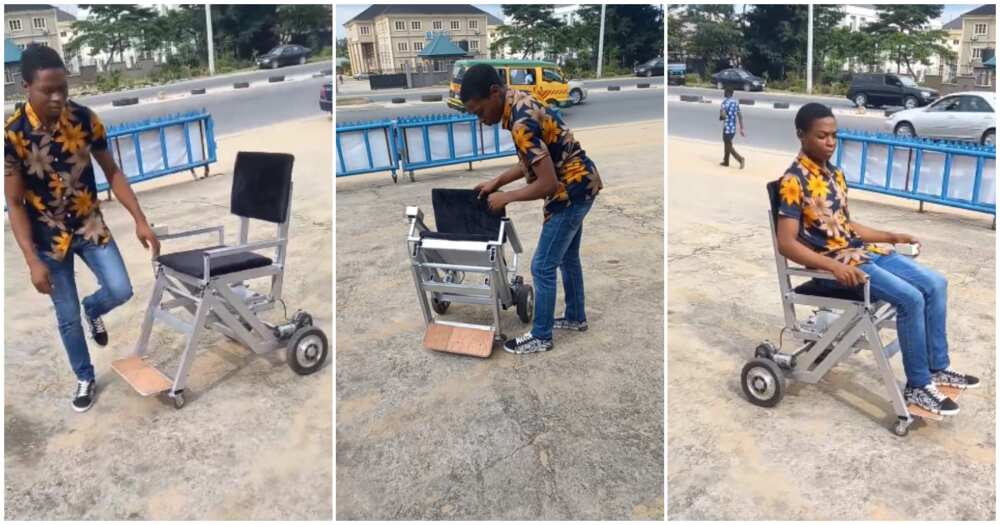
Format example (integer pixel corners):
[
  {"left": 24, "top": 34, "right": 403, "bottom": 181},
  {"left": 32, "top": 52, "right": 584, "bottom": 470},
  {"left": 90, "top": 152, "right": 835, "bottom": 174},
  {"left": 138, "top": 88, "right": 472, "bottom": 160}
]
[
  {"left": 336, "top": 121, "right": 664, "bottom": 520},
  {"left": 667, "top": 137, "right": 995, "bottom": 520},
  {"left": 669, "top": 85, "right": 856, "bottom": 110},
  {"left": 4, "top": 117, "right": 332, "bottom": 520},
  {"left": 337, "top": 75, "right": 663, "bottom": 99}
]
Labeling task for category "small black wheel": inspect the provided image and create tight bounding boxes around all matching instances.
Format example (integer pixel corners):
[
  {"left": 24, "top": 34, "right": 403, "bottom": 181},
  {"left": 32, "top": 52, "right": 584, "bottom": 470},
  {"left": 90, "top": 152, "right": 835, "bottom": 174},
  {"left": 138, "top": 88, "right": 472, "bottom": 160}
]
[
  {"left": 515, "top": 284, "right": 534, "bottom": 323},
  {"left": 893, "top": 420, "right": 910, "bottom": 437},
  {"left": 292, "top": 310, "right": 314, "bottom": 328},
  {"left": 172, "top": 391, "right": 185, "bottom": 410},
  {"left": 287, "top": 327, "right": 329, "bottom": 375},
  {"left": 741, "top": 358, "right": 786, "bottom": 407},
  {"left": 754, "top": 342, "right": 776, "bottom": 360},
  {"left": 431, "top": 295, "right": 450, "bottom": 314}
]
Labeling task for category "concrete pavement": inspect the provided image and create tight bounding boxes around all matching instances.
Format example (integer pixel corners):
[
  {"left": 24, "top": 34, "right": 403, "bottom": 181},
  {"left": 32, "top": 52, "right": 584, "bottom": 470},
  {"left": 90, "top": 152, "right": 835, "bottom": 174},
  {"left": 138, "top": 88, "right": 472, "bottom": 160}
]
[
  {"left": 667, "top": 136, "right": 994, "bottom": 520},
  {"left": 336, "top": 120, "right": 664, "bottom": 520},
  {"left": 669, "top": 85, "right": 857, "bottom": 110},
  {"left": 4, "top": 117, "right": 333, "bottom": 520}
]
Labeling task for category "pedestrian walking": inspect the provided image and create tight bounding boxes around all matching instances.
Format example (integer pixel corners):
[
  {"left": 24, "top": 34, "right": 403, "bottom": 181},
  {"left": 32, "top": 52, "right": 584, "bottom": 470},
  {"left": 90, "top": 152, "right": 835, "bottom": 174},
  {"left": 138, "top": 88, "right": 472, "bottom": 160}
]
[{"left": 719, "top": 87, "right": 745, "bottom": 169}]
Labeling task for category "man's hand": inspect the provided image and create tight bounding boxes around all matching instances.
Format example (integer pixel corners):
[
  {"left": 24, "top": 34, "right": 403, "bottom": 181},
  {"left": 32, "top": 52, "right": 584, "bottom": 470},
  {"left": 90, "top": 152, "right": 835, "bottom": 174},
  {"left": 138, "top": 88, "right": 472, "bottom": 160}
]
[
  {"left": 892, "top": 232, "right": 920, "bottom": 247},
  {"left": 739, "top": 127, "right": 746, "bottom": 137},
  {"left": 474, "top": 177, "right": 500, "bottom": 199},
  {"left": 136, "top": 221, "right": 160, "bottom": 258},
  {"left": 486, "top": 191, "right": 509, "bottom": 214},
  {"left": 831, "top": 262, "right": 868, "bottom": 287},
  {"left": 28, "top": 259, "right": 53, "bottom": 294}
]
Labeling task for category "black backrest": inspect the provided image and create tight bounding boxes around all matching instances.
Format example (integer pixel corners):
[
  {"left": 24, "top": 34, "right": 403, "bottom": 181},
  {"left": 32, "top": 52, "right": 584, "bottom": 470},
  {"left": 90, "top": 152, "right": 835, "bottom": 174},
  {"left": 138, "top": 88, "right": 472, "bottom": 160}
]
[
  {"left": 766, "top": 180, "right": 781, "bottom": 228},
  {"left": 231, "top": 152, "right": 294, "bottom": 224},
  {"left": 431, "top": 188, "right": 503, "bottom": 238}
]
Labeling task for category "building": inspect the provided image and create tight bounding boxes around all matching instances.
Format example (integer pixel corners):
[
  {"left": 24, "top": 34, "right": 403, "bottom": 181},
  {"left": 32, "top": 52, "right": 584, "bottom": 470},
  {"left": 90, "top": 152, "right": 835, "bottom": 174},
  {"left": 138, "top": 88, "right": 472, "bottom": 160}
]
[
  {"left": 835, "top": 4, "right": 944, "bottom": 81},
  {"left": 5, "top": 38, "right": 23, "bottom": 89},
  {"left": 55, "top": 7, "right": 79, "bottom": 73},
  {"left": 939, "top": 15, "right": 964, "bottom": 83},
  {"left": 4, "top": 5, "right": 64, "bottom": 58},
  {"left": 344, "top": 4, "right": 498, "bottom": 74},
  {"left": 954, "top": 4, "right": 995, "bottom": 83}
]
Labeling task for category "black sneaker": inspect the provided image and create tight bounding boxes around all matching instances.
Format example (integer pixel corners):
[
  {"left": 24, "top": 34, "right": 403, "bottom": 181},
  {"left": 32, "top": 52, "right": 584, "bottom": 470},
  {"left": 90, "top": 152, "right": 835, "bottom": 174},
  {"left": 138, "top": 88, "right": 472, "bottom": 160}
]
[
  {"left": 719, "top": 162, "right": 729, "bottom": 167},
  {"left": 503, "top": 333, "right": 554, "bottom": 355},
  {"left": 72, "top": 380, "right": 96, "bottom": 412},
  {"left": 86, "top": 315, "right": 108, "bottom": 346},
  {"left": 905, "top": 383, "right": 959, "bottom": 416},
  {"left": 739, "top": 158, "right": 745, "bottom": 170},
  {"left": 932, "top": 369, "right": 981, "bottom": 390},
  {"left": 553, "top": 318, "right": 588, "bottom": 332}
]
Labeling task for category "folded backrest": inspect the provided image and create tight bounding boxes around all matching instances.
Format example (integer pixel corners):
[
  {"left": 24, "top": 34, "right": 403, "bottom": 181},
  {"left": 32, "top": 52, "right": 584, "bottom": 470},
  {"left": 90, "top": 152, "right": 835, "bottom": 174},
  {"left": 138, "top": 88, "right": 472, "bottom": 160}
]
[
  {"left": 231, "top": 152, "right": 294, "bottom": 224},
  {"left": 430, "top": 188, "right": 503, "bottom": 239}
]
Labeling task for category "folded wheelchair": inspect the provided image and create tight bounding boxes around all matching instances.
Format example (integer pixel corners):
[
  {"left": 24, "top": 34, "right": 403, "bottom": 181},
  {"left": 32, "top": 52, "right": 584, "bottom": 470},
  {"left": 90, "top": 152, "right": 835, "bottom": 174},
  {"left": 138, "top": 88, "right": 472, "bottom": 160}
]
[
  {"left": 740, "top": 180, "right": 959, "bottom": 436},
  {"left": 112, "top": 152, "right": 329, "bottom": 409},
  {"left": 405, "top": 189, "right": 534, "bottom": 358}
]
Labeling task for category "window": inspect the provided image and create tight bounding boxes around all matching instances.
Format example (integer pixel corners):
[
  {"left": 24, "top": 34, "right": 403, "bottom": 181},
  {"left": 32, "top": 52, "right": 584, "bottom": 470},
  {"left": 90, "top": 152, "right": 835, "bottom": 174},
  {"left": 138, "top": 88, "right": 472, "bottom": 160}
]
[
  {"left": 395, "top": 21, "right": 405, "bottom": 31},
  {"left": 510, "top": 68, "right": 535, "bottom": 85},
  {"left": 411, "top": 21, "right": 421, "bottom": 30},
  {"left": 928, "top": 96, "right": 961, "bottom": 112},
  {"left": 8, "top": 19, "right": 22, "bottom": 32},
  {"left": 414, "top": 41, "right": 423, "bottom": 51},
  {"left": 451, "top": 20, "right": 460, "bottom": 30},
  {"left": 470, "top": 40, "right": 479, "bottom": 50},
  {"left": 469, "top": 19, "right": 478, "bottom": 30},
  {"left": 360, "top": 25, "right": 370, "bottom": 35},
  {"left": 398, "top": 42, "right": 408, "bottom": 52},
  {"left": 960, "top": 95, "right": 992, "bottom": 112},
  {"left": 953, "top": 39, "right": 960, "bottom": 45},
  {"left": 433, "top": 20, "right": 442, "bottom": 30},
  {"left": 5, "top": 69, "right": 12, "bottom": 84},
  {"left": 975, "top": 70, "right": 992, "bottom": 88},
  {"left": 543, "top": 68, "right": 563, "bottom": 83},
  {"left": 60, "top": 31, "right": 67, "bottom": 38},
  {"left": 32, "top": 17, "right": 46, "bottom": 30},
  {"left": 974, "top": 23, "right": 987, "bottom": 35},
  {"left": 973, "top": 47, "right": 984, "bottom": 59}
]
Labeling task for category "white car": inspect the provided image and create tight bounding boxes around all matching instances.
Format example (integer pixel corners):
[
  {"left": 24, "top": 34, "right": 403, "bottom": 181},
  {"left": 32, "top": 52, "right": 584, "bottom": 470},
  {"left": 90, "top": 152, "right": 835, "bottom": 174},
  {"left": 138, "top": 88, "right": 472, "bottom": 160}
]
[
  {"left": 568, "top": 80, "right": 588, "bottom": 105},
  {"left": 885, "top": 91, "right": 996, "bottom": 145}
]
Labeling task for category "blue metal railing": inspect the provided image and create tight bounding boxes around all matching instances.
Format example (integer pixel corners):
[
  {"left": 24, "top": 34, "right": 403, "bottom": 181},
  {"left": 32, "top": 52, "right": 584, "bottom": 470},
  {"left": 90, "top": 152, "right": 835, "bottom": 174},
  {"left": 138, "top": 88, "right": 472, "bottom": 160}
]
[
  {"left": 836, "top": 130, "right": 995, "bottom": 217},
  {"left": 336, "top": 112, "right": 519, "bottom": 183},
  {"left": 96, "top": 110, "right": 217, "bottom": 192}
]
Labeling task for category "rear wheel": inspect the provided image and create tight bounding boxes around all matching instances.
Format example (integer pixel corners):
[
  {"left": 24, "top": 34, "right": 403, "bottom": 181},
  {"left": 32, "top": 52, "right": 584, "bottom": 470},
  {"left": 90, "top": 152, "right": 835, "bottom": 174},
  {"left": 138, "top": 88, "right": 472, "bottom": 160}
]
[
  {"left": 716, "top": 81, "right": 724, "bottom": 90},
  {"left": 982, "top": 129, "right": 995, "bottom": 146},
  {"left": 299, "top": 56, "right": 306, "bottom": 65},
  {"left": 741, "top": 358, "right": 785, "bottom": 407},
  {"left": 743, "top": 82, "right": 750, "bottom": 91},
  {"left": 515, "top": 284, "right": 534, "bottom": 323},
  {"left": 903, "top": 96, "right": 918, "bottom": 110},
  {"left": 570, "top": 89, "right": 583, "bottom": 105},
  {"left": 853, "top": 93, "right": 867, "bottom": 107}
]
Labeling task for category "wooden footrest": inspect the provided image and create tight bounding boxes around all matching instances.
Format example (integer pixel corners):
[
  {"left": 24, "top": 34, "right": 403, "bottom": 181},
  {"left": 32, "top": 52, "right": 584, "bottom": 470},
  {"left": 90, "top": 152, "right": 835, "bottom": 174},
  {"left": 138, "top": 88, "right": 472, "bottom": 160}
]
[
  {"left": 423, "top": 323, "right": 495, "bottom": 358},
  {"left": 908, "top": 385, "right": 962, "bottom": 421},
  {"left": 112, "top": 356, "right": 173, "bottom": 396}
]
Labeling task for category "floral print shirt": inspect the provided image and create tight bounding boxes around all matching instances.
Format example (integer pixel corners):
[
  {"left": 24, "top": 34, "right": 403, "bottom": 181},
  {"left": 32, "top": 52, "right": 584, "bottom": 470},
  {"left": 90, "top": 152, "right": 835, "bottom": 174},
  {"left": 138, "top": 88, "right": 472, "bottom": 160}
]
[
  {"left": 5, "top": 100, "right": 112, "bottom": 261},
  {"left": 501, "top": 88, "right": 603, "bottom": 222},
  {"left": 777, "top": 153, "right": 892, "bottom": 266}
]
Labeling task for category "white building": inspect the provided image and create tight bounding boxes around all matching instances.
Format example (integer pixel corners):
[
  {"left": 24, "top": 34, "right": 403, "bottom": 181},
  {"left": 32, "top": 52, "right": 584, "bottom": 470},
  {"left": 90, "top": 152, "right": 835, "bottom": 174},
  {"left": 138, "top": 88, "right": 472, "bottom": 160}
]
[
  {"left": 66, "top": 4, "right": 173, "bottom": 72},
  {"left": 835, "top": 4, "right": 945, "bottom": 81}
]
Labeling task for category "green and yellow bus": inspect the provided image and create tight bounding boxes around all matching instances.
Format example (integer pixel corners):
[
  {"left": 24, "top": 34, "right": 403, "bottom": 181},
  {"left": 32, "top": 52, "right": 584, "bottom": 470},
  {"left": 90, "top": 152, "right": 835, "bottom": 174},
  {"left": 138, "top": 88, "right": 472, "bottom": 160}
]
[{"left": 448, "top": 59, "right": 573, "bottom": 111}]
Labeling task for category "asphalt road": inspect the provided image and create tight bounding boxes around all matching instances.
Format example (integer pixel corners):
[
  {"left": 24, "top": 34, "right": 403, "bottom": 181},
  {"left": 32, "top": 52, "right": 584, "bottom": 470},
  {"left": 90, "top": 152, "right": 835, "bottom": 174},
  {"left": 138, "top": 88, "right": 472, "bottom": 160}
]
[
  {"left": 667, "top": 99, "right": 886, "bottom": 153},
  {"left": 337, "top": 87, "right": 664, "bottom": 129},
  {"left": 345, "top": 76, "right": 665, "bottom": 103},
  {"left": 669, "top": 85, "right": 857, "bottom": 110}
]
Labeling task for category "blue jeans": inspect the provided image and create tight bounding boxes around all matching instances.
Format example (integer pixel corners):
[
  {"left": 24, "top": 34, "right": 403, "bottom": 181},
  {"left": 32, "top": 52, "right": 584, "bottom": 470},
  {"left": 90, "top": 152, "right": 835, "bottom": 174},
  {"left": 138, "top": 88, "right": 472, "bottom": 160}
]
[
  {"left": 530, "top": 200, "right": 593, "bottom": 341},
  {"left": 40, "top": 238, "right": 133, "bottom": 381},
  {"left": 818, "top": 252, "right": 949, "bottom": 388}
]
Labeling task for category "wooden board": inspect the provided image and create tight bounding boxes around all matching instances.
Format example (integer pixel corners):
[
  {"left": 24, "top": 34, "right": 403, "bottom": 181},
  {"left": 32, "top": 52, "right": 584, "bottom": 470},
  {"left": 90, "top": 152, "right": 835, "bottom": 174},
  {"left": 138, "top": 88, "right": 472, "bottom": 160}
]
[
  {"left": 111, "top": 356, "right": 173, "bottom": 396},
  {"left": 907, "top": 385, "right": 963, "bottom": 422},
  {"left": 423, "top": 323, "right": 494, "bottom": 358}
]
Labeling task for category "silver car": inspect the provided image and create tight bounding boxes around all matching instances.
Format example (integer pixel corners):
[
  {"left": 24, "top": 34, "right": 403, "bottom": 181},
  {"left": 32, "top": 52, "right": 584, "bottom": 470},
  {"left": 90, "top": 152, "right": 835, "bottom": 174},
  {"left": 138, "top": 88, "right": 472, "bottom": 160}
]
[{"left": 885, "top": 91, "right": 996, "bottom": 145}]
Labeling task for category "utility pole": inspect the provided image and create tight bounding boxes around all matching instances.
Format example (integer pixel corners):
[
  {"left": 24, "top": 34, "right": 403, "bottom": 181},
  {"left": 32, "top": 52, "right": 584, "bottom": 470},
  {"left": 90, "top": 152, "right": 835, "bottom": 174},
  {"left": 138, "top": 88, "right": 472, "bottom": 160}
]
[
  {"left": 806, "top": 4, "right": 813, "bottom": 95},
  {"left": 597, "top": 4, "right": 606, "bottom": 78},
  {"left": 205, "top": 4, "right": 216, "bottom": 76}
]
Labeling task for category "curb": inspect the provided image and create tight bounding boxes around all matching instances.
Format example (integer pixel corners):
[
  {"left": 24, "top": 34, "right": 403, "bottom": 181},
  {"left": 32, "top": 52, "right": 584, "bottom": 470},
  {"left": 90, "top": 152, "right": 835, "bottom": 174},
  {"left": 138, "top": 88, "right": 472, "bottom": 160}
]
[
  {"left": 420, "top": 94, "right": 443, "bottom": 102},
  {"left": 607, "top": 85, "right": 621, "bottom": 91},
  {"left": 112, "top": 97, "right": 139, "bottom": 107},
  {"left": 336, "top": 97, "right": 371, "bottom": 106},
  {"left": 680, "top": 95, "right": 702, "bottom": 102},
  {"left": 268, "top": 75, "right": 285, "bottom": 83},
  {"left": 190, "top": 88, "right": 206, "bottom": 95},
  {"left": 234, "top": 82, "right": 250, "bottom": 89},
  {"left": 637, "top": 83, "right": 650, "bottom": 89},
  {"left": 774, "top": 102, "right": 790, "bottom": 109},
  {"left": 391, "top": 97, "right": 406, "bottom": 104},
  {"left": 739, "top": 99, "right": 755, "bottom": 106}
]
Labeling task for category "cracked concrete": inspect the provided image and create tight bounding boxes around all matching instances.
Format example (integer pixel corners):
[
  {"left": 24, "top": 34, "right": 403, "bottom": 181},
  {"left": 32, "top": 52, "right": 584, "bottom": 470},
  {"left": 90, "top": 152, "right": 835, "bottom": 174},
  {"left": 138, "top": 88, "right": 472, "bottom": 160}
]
[
  {"left": 667, "top": 137, "right": 995, "bottom": 520},
  {"left": 336, "top": 121, "right": 664, "bottom": 520},
  {"left": 4, "top": 117, "right": 332, "bottom": 520}
]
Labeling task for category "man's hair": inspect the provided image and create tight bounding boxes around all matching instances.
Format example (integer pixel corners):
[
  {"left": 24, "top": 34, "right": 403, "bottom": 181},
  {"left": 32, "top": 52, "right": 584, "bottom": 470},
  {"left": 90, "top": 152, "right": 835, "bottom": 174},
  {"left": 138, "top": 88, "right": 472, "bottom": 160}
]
[
  {"left": 795, "top": 102, "right": 835, "bottom": 134},
  {"left": 459, "top": 64, "right": 503, "bottom": 103},
  {"left": 724, "top": 87, "right": 734, "bottom": 97},
  {"left": 21, "top": 44, "right": 66, "bottom": 83}
]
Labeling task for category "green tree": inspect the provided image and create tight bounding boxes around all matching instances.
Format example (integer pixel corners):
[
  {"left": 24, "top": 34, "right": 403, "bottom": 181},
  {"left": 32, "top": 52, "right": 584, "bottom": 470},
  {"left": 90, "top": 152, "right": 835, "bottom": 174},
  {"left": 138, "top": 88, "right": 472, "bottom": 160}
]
[
  {"left": 667, "top": 5, "right": 685, "bottom": 59},
  {"left": 866, "top": 5, "right": 953, "bottom": 76},
  {"left": 680, "top": 4, "right": 743, "bottom": 72},
  {"left": 276, "top": 4, "right": 332, "bottom": 50},
  {"left": 66, "top": 5, "right": 158, "bottom": 68},
  {"left": 743, "top": 5, "right": 842, "bottom": 81},
  {"left": 490, "top": 5, "right": 563, "bottom": 60}
]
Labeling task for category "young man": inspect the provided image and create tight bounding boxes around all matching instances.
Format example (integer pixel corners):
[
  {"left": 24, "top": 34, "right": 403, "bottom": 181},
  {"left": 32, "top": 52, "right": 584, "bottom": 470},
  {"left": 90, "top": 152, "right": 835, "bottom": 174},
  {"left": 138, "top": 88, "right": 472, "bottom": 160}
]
[
  {"left": 775, "top": 102, "right": 979, "bottom": 416},
  {"left": 719, "top": 87, "right": 745, "bottom": 169},
  {"left": 4, "top": 45, "right": 160, "bottom": 412},
  {"left": 460, "top": 64, "right": 603, "bottom": 355}
]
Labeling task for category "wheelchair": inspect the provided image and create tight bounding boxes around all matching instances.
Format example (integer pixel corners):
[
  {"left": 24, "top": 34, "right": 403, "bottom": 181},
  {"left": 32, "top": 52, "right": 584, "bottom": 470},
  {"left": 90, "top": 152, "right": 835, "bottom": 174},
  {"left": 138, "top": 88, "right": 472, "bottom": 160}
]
[
  {"left": 112, "top": 152, "right": 329, "bottom": 409},
  {"left": 405, "top": 189, "right": 533, "bottom": 358},
  {"left": 740, "top": 180, "right": 958, "bottom": 436}
]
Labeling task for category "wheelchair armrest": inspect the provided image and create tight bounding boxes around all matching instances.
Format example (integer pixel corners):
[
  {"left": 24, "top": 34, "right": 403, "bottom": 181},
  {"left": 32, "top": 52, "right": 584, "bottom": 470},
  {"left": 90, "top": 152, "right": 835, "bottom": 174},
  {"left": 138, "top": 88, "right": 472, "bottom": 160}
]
[
  {"left": 787, "top": 266, "right": 872, "bottom": 311},
  {"left": 203, "top": 239, "right": 284, "bottom": 259},
  {"left": 156, "top": 225, "right": 225, "bottom": 245}
]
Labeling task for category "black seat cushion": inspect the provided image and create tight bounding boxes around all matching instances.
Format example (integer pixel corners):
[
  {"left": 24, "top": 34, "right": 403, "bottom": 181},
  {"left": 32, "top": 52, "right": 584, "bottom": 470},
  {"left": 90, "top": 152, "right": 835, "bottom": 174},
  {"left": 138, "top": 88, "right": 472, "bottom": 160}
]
[
  {"left": 794, "top": 279, "right": 865, "bottom": 301},
  {"left": 158, "top": 245, "right": 273, "bottom": 278},
  {"left": 429, "top": 188, "right": 504, "bottom": 242}
]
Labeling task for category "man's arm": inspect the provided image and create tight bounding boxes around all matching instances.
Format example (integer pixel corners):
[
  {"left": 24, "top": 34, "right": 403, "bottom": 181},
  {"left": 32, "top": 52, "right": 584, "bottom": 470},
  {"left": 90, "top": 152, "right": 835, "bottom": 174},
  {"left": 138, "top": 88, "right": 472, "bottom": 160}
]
[
  {"left": 92, "top": 149, "right": 160, "bottom": 256},
  {"left": 4, "top": 166, "right": 52, "bottom": 293},
  {"left": 777, "top": 217, "right": 868, "bottom": 287},
  {"left": 737, "top": 108, "right": 745, "bottom": 136},
  {"left": 850, "top": 220, "right": 912, "bottom": 245},
  {"left": 499, "top": 154, "right": 558, "bottom": 204},
  {"left": 474, "top": 163, "right": 525, "bottom": 198}
]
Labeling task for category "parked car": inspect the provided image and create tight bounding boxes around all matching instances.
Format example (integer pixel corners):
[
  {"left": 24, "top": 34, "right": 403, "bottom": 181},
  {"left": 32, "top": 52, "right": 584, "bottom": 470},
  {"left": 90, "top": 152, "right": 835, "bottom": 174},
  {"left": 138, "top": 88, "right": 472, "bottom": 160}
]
[
  {"left": 711, "top": 68, "right": 765, "bottom": 91},
  {"left": 634, "top": 57, "right": 664, "bottom": 77},
  {"left": 257, "top": 44, "right": 311, "bottom": 69},
  {"left": 568, "top": 79, "right": 588, "bottom": 105},
  {"left": 667, "top": 63, "right": 686, "bottom": 85},
  {"left": 847, "top": 73, "right": 938, "bottom": 110},
  {"left": 320, "top": 80, "right": 332, "bottom": 112},
  {"left": 885, "top": 91, "right": 995, "bottom": 145}
]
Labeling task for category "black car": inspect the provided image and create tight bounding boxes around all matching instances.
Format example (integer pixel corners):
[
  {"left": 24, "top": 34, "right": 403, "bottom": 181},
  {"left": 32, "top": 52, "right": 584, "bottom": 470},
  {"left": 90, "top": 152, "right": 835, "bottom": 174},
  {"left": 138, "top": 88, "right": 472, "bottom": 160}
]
[
  {"left": 846, "top": 73, "right": 938, "bottom": 109},
  {"left": 634, "top": 57, "right": 664, "bottom": 77},
  {"left": 320, "top": 80, "right": 332, "bottom": 112},
  {"left": 257, "top": 44, "right": 311, "bottom": 69},
  {"left": 711, "top": 68, "right": 765, "bottom": 91}
]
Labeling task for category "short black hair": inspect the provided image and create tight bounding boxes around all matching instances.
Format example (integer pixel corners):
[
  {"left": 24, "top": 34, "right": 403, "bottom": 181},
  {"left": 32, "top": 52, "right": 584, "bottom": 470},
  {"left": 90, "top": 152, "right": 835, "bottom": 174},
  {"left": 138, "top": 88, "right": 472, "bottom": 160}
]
[
  {"left": 21, "top": 44, "right": 66, "bottom": 83},
  {"left": 795, "top": 102, "right": 835, "bottom": 134},
  {"left": 724, "top": 87, "right": 734, "bottom": 97},
  {"left": 459, "top": 64, "right": 503, "bottom": 103}
]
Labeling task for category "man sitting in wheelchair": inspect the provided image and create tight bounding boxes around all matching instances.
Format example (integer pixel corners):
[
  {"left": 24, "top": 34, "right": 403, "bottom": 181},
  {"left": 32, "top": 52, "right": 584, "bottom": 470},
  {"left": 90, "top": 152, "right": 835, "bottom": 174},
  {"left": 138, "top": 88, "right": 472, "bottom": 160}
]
[{"left": 774, "top": 102, "right": 979, "bottom": 417}]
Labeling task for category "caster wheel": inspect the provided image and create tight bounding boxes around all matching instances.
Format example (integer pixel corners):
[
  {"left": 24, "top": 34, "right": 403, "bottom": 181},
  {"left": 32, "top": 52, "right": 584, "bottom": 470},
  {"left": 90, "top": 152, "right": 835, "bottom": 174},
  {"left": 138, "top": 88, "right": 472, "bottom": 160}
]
[
  {"left": 741, "top": 358, "right": 786, "bottom": 408},
  {"left": 515, "top": 284, "right": 534, "bottom": 323},
  {"left": 754, "top": 341, "right": 776, "bottom": 359},
  {"left": 893, "top": 420, "right": 910, "bottom": 437},
  {"left": 292, "top": 310, "right": 313, "bottom": 328},
  {"left": 431, "top": 295, "right": 450, "bottom": 314},
  {"left": 287, "top": 327, "right": 329, "bottom": 375},
  {"left": 172, "top": 392, "right": 185, "bottom": 410}
]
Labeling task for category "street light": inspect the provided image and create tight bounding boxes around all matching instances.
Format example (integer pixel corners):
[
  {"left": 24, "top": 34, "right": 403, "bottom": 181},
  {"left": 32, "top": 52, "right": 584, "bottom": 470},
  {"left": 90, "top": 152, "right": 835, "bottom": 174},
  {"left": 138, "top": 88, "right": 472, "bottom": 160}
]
[
  {"left": 205, "top": 4, "right": 215, "bottom": 76},
  {"left": 807, "top": 4, "right": 813, "bottom": 95}
]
